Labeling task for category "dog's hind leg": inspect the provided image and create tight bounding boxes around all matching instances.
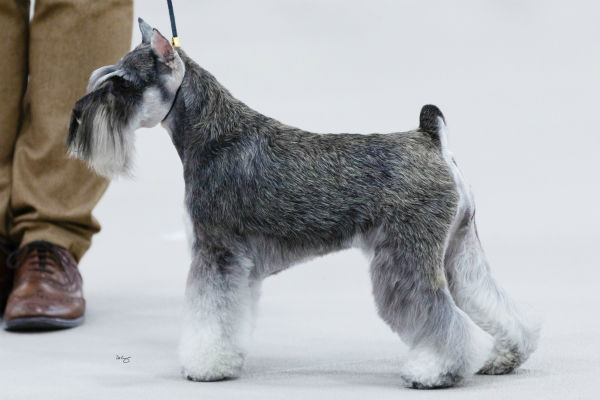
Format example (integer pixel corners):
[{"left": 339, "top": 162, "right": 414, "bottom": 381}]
[
  {"left": 444, "top": 218, "right": 540, "bottom": 375},
  {"left": 179, "top": 246, "right": 255, "bottom": 382},
  {"left": 369, "top": 230, "right": 494, "bottom": 389},
  {"left": 441, "top": 140, "right": 540, "bottom": 375}
]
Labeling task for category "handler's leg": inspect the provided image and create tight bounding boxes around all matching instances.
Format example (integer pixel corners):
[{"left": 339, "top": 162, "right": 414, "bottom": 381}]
[
  {"left": 9, "top": 0, "right": 133, "bottom": 260},
  {"left": 3, "top": 0, "right": 132, "bottom": 330},
  {"left": 0, "top": 0, "right": 30, "bottom": 309}
]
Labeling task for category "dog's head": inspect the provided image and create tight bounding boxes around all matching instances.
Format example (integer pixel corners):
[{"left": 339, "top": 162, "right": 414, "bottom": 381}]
[{"left": 67, "top": 18, "right": 185, "bottom": 178}]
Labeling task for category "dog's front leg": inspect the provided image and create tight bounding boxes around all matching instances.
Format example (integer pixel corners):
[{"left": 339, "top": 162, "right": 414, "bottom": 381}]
[{"left": 179, "top": 248, "right": 255, "bottom": 382}]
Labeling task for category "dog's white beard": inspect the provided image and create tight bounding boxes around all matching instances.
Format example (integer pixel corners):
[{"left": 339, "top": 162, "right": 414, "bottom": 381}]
[{"left": 68, "top": 104, "right": 135, "bottom": 179}]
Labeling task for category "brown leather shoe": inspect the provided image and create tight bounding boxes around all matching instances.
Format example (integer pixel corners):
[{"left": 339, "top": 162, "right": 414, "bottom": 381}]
[
  {"left": 0, "top": 242, "right": 13, "bottom": 313},
  {"left": 3, "top": 241, "right": 85, "bottom": 331}
]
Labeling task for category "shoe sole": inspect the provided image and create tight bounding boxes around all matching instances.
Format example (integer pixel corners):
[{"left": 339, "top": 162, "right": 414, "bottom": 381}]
[{"left": 3, "top": 316, "right": 84, "bottom": 331}]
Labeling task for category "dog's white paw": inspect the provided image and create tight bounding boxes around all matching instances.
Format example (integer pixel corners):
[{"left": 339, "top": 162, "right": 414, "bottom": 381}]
[
  {"left": 478, "top": 312, "right": 541, "bottom": 375},
  {"left": 478, "top": 336, "right": 537, "bottom": 375},
  {"left": 400, "top": 348, "right": 461, "bottom": 389},
  {"left": 402, "top": 319, "right": 494, "bottom": 389},
  {"left": 181, "top": 347, "right": 245, "bottom": 382},
  {"left": 478, "top": 345, "right": 521, "bottom": 375}
]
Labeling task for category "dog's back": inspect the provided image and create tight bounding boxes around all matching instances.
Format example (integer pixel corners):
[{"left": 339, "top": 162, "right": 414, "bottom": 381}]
[{"left": 180, "top": 90, "right": 457, "bottom": 252}]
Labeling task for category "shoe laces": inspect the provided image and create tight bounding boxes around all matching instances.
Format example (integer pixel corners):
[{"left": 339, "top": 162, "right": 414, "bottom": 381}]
[{"left": 7, "top": 241, "right": 69, "bottom": 274}]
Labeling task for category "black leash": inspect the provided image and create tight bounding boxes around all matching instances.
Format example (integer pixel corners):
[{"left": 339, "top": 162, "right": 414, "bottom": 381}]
[{"left": 166, "top": 0, "right": 180, "bottom": 47}]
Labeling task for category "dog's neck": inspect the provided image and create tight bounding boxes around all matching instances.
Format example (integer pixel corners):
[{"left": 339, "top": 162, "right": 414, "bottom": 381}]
[{"left": 162, "top": 49, "right": 262, "bottom": 161}]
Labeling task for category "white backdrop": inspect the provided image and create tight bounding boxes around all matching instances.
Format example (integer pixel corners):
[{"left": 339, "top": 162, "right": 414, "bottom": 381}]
[{"left": 2, "top": 1, "right": 599, "bottom": 399}]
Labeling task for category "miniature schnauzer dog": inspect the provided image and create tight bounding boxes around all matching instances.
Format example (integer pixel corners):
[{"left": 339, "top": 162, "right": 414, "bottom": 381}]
[{"left": 67, "top": 19, "right": 539, "bottom": 388}]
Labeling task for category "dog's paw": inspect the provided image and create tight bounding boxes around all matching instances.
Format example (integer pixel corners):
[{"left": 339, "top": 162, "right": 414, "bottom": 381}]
[
  {"left": 402, "top": 373, "right": 459, "bottom": 389},
  {"left": 400, "top": 346, "right": 463, "bottom": 389},
  {"left": 400, "top": 353, "right": 461, "bottom": 389},
  {"left": 401, "top": 314, "right": 494, "bottom": 388},
  {"left": 478, "top": 315, "right": 540, "bottom": 375},
  {"left": 477, "top": 345, "right": 523, "bottom": 375},
  {"left": 181, "top": 348, "right": 245, "bottom": 382}
]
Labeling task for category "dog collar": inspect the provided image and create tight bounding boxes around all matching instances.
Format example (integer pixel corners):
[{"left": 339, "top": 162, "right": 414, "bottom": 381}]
[{"left": 162, "top": 85, "right": 181, "bottom": 123}]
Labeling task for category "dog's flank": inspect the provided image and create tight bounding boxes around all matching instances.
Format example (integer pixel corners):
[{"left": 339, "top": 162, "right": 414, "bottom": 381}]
[{"left": 67, "top": 19, "right": 539, "bottom": 389}]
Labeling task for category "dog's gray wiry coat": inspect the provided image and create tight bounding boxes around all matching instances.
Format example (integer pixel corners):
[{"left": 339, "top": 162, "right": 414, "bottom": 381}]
[
  {"left": 67, "top": 20, "right": 539, "bottom": 389},
  {"left": 170, "top": 50, "right": 454, "bottom": 285}
]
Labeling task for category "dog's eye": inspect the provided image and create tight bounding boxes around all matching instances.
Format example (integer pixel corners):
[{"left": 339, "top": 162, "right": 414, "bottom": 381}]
[
  {"left": 113, "top": 70, "right": 144, "bottom": 90},
  {"left": 117, "top": 69, "right": 135, "bottom": 82}
]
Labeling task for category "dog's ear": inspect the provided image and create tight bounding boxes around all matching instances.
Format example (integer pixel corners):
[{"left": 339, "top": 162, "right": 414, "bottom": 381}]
[
  {"left": 139, "top": 18, "right": 154, "bottom": 44},
  {"left": 151, "top": 28, "right": 175, "bottom": 63}
]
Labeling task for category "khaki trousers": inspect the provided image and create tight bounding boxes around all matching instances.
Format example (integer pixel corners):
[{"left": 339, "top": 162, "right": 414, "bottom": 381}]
[{"left": 0, "top": 0, "right": 133, "bottom": 260}]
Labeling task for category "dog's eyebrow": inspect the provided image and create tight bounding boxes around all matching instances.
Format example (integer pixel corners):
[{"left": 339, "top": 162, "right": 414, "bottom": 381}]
[
  {"left": 87, "top": 65, "right": 117, "bottom": 92},
  {"left": 88, "top": 69, "right": 130, "bottom": 92}
]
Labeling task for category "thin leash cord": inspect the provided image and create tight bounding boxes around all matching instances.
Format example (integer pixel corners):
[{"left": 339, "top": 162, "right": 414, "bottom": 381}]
[{"left": 167, "top": 0, "right": 180, "bottom": 47}]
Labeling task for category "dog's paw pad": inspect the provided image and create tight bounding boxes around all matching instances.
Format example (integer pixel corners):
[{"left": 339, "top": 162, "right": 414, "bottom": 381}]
[
  {"left": 402, "top": 373, "right": 458, "bottom": 390},
  {"left": 180, "top": 350, "right": 245, "bottom": 382},
  {"left": 185, "top": 372, "right": 236, "bottom": 382}
]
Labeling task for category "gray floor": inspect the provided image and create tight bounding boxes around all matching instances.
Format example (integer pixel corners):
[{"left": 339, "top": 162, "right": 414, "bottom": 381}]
[{"left": 2, "top": 1, "right": 599, "bottom": 399}]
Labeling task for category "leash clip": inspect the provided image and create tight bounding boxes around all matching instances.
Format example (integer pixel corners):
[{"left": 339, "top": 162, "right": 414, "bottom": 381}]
[{"left": 167, "top": 0, "right": 180, "bottom": 48}]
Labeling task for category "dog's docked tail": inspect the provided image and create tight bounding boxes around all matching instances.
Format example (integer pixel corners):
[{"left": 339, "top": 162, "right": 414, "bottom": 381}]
[{"left": 419, "top": 104, "right": 448, "bottom": 149}]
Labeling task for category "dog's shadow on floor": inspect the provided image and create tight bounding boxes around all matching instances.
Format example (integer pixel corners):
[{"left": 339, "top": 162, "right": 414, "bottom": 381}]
[
  {"left": 235, "top": 356, "right": 545, "bottom": 390},
  {"left": 244, "top": 358, "right": 405, "bottom": 389}
]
